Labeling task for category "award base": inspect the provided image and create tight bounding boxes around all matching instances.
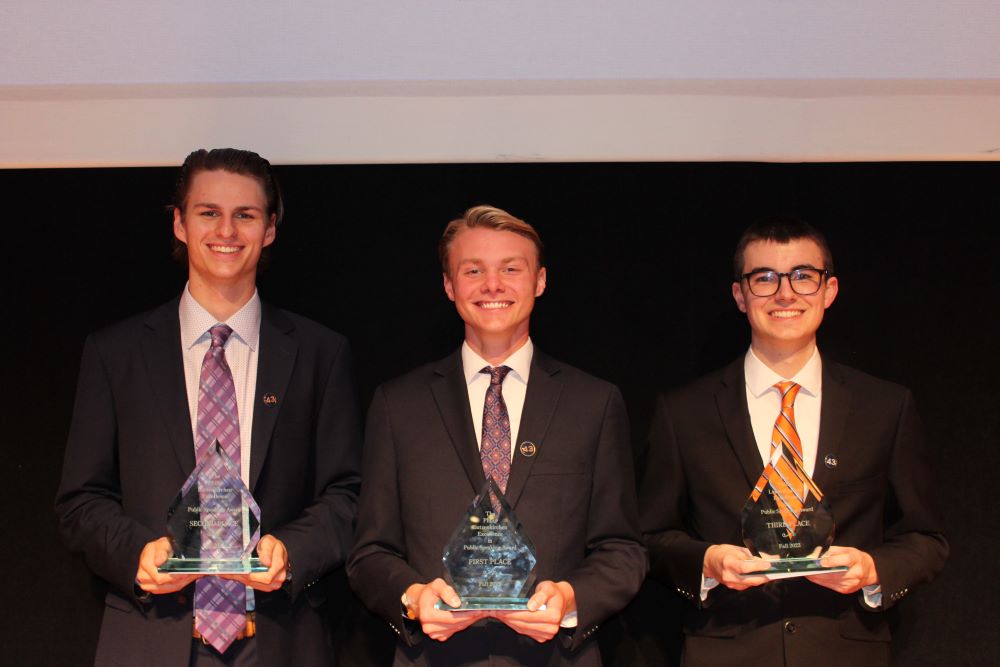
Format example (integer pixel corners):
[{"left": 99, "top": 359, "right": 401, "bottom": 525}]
[
  {"left": 435, "top": 596, "right": 533, "bottom": 611},
  {"left": 741, "top": 557, "right": 849, "bottom": 580},
  {"left": 158, "top": 557, "right": 267, "bottom": 574}
]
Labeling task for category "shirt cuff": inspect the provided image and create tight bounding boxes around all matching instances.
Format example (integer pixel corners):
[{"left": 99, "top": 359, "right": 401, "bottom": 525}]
[
  {"left": 861, "top": 583, "right": 883, "bottom": 608},
  {"left": 559, "top": 610, "right": 578, "bottom": 628},
  {"left": 700, "top": 575, "right": 720, "bottom": 602}
]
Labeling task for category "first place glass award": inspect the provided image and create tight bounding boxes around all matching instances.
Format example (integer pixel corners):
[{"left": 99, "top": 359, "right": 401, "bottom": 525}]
[
  {"left": 436, "top": 478, "right": 538, "bottom": 610},
  {"left": 740, "top": 448, "right": 847, "bottom": 580},
  {"left": 158, "top": 441, "right": 267, "bottom": 574}
]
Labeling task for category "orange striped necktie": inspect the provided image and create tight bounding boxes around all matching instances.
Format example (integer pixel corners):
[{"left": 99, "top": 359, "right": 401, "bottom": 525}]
[{"left": 749, "top": 381, "right": 823, "bottom": 534}]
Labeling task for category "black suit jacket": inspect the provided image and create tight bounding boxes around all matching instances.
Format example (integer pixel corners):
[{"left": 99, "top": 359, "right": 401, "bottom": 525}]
[
  {"left": 347, "top": 349, "right": 648, "bottom": 667},
  {"left": 55, "top": 298, "right": 362, "bottom": 666},
  {"left": 639, "top": 357, "right": 948, "bottom": 667}
]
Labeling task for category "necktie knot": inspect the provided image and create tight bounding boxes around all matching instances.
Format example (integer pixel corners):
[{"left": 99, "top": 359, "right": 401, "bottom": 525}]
[
  {"left": 481, "top": 365, "right": 512, "bottom": 386},
  {"left": 210, "top": 324, "right": 233, "bottom": 349},
  {"left": 774, "top": 380, "right": 801, "bottom": 409}
]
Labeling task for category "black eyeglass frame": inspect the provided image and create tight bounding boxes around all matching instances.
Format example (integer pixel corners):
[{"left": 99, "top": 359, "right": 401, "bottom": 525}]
[{"left": 737, "top": 268, "right": 833, "bottom": 297}]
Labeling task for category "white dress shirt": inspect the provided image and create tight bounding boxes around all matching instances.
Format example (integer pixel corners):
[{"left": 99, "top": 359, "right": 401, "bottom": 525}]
[
  {"left": 179, "top": 284, "right": 260, "bottom": 485},
  {"left": 745, "top": 347, "right": 822, "bottom": 476},
  {"left": 461, "top": 339, "right": 532, "bottom": 457}
]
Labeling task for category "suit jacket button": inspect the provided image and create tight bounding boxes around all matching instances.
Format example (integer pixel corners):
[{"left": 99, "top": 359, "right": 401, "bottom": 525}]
[{"left": 784, "top": 621, "right": 797, "bottom": 634}]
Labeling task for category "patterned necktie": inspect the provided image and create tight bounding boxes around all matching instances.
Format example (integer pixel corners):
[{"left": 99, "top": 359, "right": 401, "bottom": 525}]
[
  {"left": 750, "top": 381, "right": 823, "bottom": 534},
  {"left": 194, "top": 324, "right": 246, "bottom": 654},
  {"left": 480, "top": 365, "right": 513, "bottom": 493}
]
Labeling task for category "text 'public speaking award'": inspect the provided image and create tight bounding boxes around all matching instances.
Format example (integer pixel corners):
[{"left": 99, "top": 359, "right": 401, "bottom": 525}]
[
  {"left": 436, "top": 478, "right": 538, "bottom": 610},
  {"left": 159, "top": 441, "right": 266, "bottom": 573},
  {"left": 741, "top": 445, "right": 846, "bottom": 579}
]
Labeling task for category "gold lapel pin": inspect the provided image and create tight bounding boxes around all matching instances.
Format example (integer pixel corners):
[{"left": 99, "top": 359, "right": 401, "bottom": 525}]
[
  {"left": 262, "top": 392, "right": 278, "bottom": 406},
  {"left": 519, "top": 441, "right": 537, "bottom": 457}
]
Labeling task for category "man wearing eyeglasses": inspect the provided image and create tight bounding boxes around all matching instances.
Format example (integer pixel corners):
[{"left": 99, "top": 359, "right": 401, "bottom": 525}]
[{"left": 639, "top": 217, "right": 947, "bottom": 666}]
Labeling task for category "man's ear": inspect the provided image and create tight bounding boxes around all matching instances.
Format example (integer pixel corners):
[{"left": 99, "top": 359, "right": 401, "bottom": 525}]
[
  {"left": 264, "top": 215, "right": 276, "bottom": 247},
  {"left": 534, "top": 267, "right": 547, "bottom": 297},
  {"left": 443, "top": 272, "right": 456, "bottom": 302},
  {"left": 823, "top": 276, "right": 839, "bottom": 309},
  {"left": 732, "top": 281, "right": 747, "bottom": 313},
  {"left": 173, "top": 208, "right": 187, "bottom": 244}
]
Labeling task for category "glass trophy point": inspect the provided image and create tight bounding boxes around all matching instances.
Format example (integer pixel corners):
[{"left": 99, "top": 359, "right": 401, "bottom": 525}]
[
  {"left": 436, "top": 478, "right": 538, "bottom": 610},
  {"left": 740, "top": 476, "right": 847, "bottom": 579},
  {"left": 159, "top": 442, "right": 266, "bottom": 573}
]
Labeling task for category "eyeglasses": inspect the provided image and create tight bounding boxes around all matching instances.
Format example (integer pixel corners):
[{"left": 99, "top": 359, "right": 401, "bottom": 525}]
[{"left": 739, "top": 268, "right": 831, "bottom": 297}]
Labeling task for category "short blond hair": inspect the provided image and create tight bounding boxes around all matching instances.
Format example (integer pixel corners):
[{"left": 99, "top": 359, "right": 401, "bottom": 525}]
[{"left": 439, "top": 205, "right": 545, "bottom": 274}]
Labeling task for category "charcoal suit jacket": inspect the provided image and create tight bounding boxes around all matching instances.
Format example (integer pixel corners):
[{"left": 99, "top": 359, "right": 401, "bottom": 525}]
[
  {"left": 348, "top": 349, "right": 648, "bottom": 667},
  {"left": 639, "top": 357, "right": 948, "bottom": 667},
  {"left": 56, "top": 298, "right": 361, "bottom": 666}
]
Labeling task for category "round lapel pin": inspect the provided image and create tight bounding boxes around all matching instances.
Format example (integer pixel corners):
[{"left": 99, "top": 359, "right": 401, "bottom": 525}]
[
  {"left": 262, "top": 392, "right": 278, "bottom": 406},
  {"left": 823, "top": 454, "right": 838, "bottom": 469},
  {"left": 519, "top": 441, "right": 537, "bottom": 457}
]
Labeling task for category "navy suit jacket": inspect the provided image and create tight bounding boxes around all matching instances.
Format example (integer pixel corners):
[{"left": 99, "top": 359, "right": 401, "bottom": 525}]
[
  {"left": 639, "top": 358, "right": 948, "bottom": 667},
  {"left": 348, "top": 349, "right": 648, "bottom": 667},
  {"left": 56, "top": 298, "right": 361, "bottom": 666}
]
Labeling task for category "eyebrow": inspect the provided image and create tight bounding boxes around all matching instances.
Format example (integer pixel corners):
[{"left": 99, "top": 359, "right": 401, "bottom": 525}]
[
  {"left": 191, "top": 202, "right": 264, "bottom": 212},
  {"left": 746, "top": 263, "right": 820, "bottom": 273},
  {"left": 457, "top": 256, "right": 529, "bottom": 265}
]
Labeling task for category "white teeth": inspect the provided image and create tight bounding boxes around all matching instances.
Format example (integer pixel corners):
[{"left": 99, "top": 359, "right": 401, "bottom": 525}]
[
  {"left": 479, "top": 302, "right": 511, "bottom": 310},
  {"left": 771, "top": 310, "right": 802, "bottom": 319},
  {"left": 209, "top": 245, "right": 241, "bottom": 254}
]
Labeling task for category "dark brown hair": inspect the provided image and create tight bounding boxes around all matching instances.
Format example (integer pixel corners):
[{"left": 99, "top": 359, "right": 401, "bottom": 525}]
[
  {"left": 733, "top": 215, "right": 834, "bottom": 279},
  {"left": 170, "top": 148, "right": 283, "bottom": 263}
]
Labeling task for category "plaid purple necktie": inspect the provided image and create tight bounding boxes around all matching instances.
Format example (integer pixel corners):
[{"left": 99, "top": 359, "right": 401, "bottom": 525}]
[
  {"left": 480, "top": 366, "right": 512, "bottom": 493},
  {"left": 194, "top": 324, "right": 246, "bottom": 653}
]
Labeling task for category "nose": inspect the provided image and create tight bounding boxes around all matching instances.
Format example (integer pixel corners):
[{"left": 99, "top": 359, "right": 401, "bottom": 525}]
[
  {"left": 216, "top": 213, "right": 237, "bottom": 238},
  {"left": 774, "top": 274, "right": 797, "bottom": 300},
  {"left": 482, "top": 269, "right": 504, "bottom": 292}
]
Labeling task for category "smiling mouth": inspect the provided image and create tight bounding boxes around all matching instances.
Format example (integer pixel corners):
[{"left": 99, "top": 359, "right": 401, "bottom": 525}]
[
  {"left": 769, "top": 309, "right": 804, "bottom": 319},
  {"left": 477, "top": 301, "right": 512, "bottom": 310},
  {"left": 208, "top": 244, "right": 242, "bottom": 254}
]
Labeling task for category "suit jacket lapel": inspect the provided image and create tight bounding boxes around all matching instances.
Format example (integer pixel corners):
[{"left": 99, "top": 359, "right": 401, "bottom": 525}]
[
  {"left": 140, "top": 299, "right": 197, "bottom": 476},
  {"left": 505, "top": 350, "right": 562, "bottom": 508},
  {"left": 430, "top": 350, "right": 486, "bottom": 496},
  {"left": 249, "top": 304, "right": 298, "bottom": 489},
  {"left": 813, "top": 361, "right": 851, "bottom": 491},
  {"left": 714, "top": 358, "right": 764, "bottom": 489}
]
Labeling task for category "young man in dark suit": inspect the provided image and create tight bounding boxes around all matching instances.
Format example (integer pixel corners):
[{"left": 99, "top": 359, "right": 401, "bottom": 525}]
[
  {"left": 348, "top": 205, "right": 647, "bottom": 666},
  {"left": 639, "top": 217, "right": 948, "bottom": 666},
  {"left": 56, "top": 149, "right": 361, "bottom": 666}
]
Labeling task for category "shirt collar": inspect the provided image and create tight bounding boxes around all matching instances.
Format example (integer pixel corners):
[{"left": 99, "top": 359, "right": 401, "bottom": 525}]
[
  {"left": 178, "top": 282, "right": 262, "bottom": 351},
  {"left": 744, "top": 346, "right": 822, "bottom": 398},
  {"left": 461, "top": 338, "right": 534, "bottom": 386}
]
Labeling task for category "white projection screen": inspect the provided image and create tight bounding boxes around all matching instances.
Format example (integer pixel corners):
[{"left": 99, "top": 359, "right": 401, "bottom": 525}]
[{"left": 2, "top": 1, "right": 999, "bottom": 167}]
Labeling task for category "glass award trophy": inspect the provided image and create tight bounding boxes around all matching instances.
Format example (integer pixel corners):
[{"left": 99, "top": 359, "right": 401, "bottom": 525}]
[
  {"left": 740, "top": 448, "right": 847, "bottom": 580},
  {"left": 159, "top": 441, "right": 266, "bottom": 573},
  {"left": 435, "top": 478, "right": 538, "bottom": 610}
]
